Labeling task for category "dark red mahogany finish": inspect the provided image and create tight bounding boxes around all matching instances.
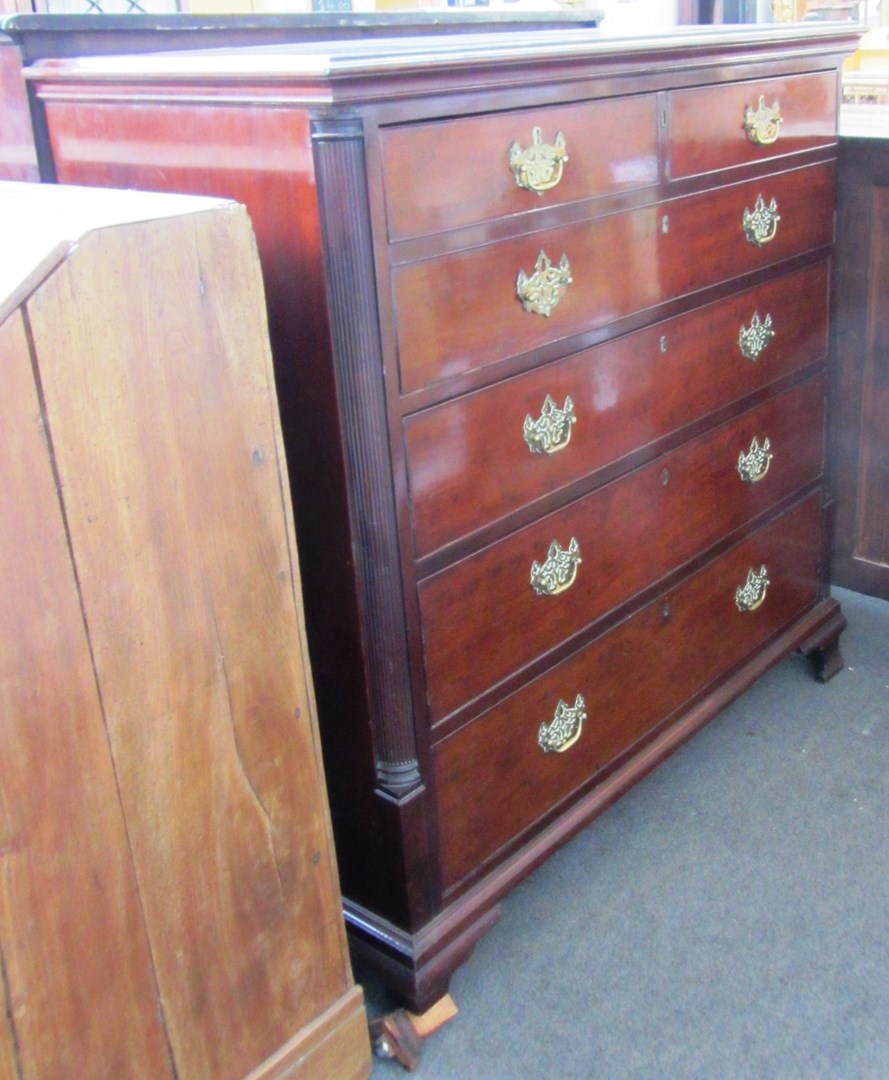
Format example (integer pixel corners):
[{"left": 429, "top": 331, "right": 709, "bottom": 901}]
[
  {"left": 27, "top": 25, "right": 858, "bottom": 1012},
  {"left": 830, "top": 135, "right": 889, "bottom": 600}
]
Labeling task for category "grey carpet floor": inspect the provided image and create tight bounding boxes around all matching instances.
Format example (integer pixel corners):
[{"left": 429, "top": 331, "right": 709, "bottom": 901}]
[{"left": 363, "top": 587, "right": 889, "bottom": 1079}]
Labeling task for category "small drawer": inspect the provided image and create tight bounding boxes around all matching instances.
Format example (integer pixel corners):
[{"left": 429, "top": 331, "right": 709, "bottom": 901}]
[
  {"left": 419, "top": 375, "right": 825, "bottom": 722},
  {"left": 433, "top": 492, "right": 822, "bottom": 891},
  {"left": 380, "top": 95, "right": 659, "bottom": 242},
  {"left": 393, "top": 162, "right": 834, "bottom": 394},
  {"left": 668, "top": 71, "right": 837, "bottom": 180},
  {"left": 405, "top": 261, "right": 829, "bottom": 559}
]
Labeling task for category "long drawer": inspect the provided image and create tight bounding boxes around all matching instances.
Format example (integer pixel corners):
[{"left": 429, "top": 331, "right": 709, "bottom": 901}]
[
  {"left": 405, "top": 260, "right": 828, "bottom": 558},
  {"left": 419, "top": 374, "right": 825, "bottom": 722},
  {"left": 433, "top": 491, "right": 823, "bottom": 890},
  {"left": 381, "top": 94, "right": 660, "bottom": 241},
  {"left": 394, "top": 161, "right": 835, "bottom": 392},
  {"left": 667, "top": 71, "right": 837, "bottom": 180}
]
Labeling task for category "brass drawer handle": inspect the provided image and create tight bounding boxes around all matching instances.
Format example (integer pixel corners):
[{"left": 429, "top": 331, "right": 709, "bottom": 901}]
[
  {"left": 743, "top": 195, "right": 780, "bottom": 247},
  {"left": 517, "top": 251, "right": 572, "bottom": 317},
  {"left": 509, "top": 127, "right": 568, "bottom": 194},
  {"left": 530, "top": 537, "right": 581, "bottom": 596},
  {"left": 524, "top": 394, "right": 577, "bottom": 455},
  {"left": 739, "top": 311, "right": 774, "bottom": 360},
  {"left": 735, "top": 565, "right": 770, "bottom": 612},
  {"left": 738, "top": 436, "right": 773, "bottom": 484},
  {"left": 538, "top": 694, "right": 586, "bottom": 753},
  {"left": 744, "top": 95, "right": 783, "bottom": 146}
]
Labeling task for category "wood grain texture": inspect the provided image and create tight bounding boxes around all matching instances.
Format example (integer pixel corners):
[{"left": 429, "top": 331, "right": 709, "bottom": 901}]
[
  {"left": 855, "top": 186, "right": 889, "bottom": 569},
  {"left": 405, "top": 260, "right": 829, "bottom": 559},
  {"left": 244, "top": 985, "right": 370, "bottom": 1080},
  {"left": 380, "top": 92, "right": 659, "bottom": 241},
  {"left": 24, "top": 207, "right": 353, "bottom": 1078},
  {"left": 667, "top": 69, "right": 837, "bottom": 179},
  {"left": 830, "top": 137, "right": 889, "bottom": 598},
  {"left": 1, "top": 189, "right": 369, "bottom": 1079},
  {"left": 434, "top": 492, "right": 823, "bottom": 890},
  {"left": 419, "top": 375, "right": 825, "bottom": 722},
  {"left": 393, "top": 161, "right": 835, "bottom": 393},
  {"left": 0, "top": 309, "right": 172, "bottom": 1078},
  {"left": 26, "top": 27, "right": 852, "bottom": 1014}
]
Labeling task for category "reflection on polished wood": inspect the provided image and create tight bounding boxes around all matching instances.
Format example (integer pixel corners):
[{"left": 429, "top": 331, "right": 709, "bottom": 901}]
[{"left": 25, "top": 25, "right": 857, "bottom": 1017}]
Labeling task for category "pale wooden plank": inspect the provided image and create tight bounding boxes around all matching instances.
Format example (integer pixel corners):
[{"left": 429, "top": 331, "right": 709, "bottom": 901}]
[
  {"left": 0, "top": 309, "right": 172, "bottom": 1078},
  {"left": 26, "top": 204, "right": 354, "bottom": 1077}
]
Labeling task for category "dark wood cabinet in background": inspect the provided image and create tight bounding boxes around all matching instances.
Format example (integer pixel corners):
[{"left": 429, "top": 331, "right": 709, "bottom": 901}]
[
  {"left": 830, "top": 135, "right": 889, "bottom": 600},
  {"left": 26, "top": 25, "right": 858, "bottom": 1014}
]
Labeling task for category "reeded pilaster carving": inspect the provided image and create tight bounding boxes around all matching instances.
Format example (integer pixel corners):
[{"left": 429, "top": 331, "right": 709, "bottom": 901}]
[{"left": 312, "top": 116, "right": 420, "bottom": 798}]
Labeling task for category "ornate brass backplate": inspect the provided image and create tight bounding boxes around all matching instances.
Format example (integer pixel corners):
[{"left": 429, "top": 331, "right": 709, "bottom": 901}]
[
  {"left": 530, "top": 537, "right": 581, "bottom": 596},
  {"left": 742, "top": 195, "right": 780, "bottom": 247},
  {"left": 509, "top": 127, "right": 568, "bottom": 194},
  {"left": 739, "top": 311, "right": 775, "bottom": 360},
  {"left": 516, "top": 251, "right": 573, "bottom": 317},
  {"left": 735, "top": 565, "right": 770, "bottom": 611},
  {"left": 524, "top": 394, "right": 577, "bottom": 454},
  {"left": 538, "top": 694, "right": 586, "bottom": 753},
  {"left": 738, "top": 435, "right": 773, "bottom": 484},
  {"left": 744, "top": 96, "right": 783, "bottom": 146}
]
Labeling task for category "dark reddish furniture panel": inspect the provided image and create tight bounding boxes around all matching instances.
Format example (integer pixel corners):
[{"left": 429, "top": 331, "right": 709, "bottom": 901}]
[
  {"left": 26, "top": 27, "right": 855, "bottom": 1016},
  {"left": 668, "top": 70, "right": 837, "bottom": 180},
  {"left": 419, "top": 376, "right": 825, "bottom": 723},
  {"left": 393, "top": 162, "right": 835, "bottom": 393},
  {"left": 831, "top": 135, "right": 889, "bottom": 599},
  {"left": 380, "top": 93, "right": 659, "bottom": 240},
  {"left": 405, "top": 260, "right": 829, "bottom": 559},
  {"left": 434, "top": 492, "right": 822, "bottom": 891}
]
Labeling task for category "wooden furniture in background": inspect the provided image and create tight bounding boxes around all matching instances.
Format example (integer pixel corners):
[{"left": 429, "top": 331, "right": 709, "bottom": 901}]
[
  {"left": 0, "top": 32, "right": 37, "bottom": 178},
  {"left": 26, "top": 25, "right": 858, "bottom": 1014},
  {"left": 0, "top": 181, "right": 370, "bottom": 1079},
  {"left": 830, "top": 134, "right": 889, "bottom": 599},
  {"left": 0, "top": 10, "right": 602, "bottom": 180}
]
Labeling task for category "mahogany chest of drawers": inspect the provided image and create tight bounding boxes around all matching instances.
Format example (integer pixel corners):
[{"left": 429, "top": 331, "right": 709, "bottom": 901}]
[{"left": 27, "top": 24, "right": 858, "bottom": 1012}]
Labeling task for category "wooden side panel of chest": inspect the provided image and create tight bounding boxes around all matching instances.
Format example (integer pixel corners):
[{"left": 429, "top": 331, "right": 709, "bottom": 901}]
[{"left": 27, "top": 26, "right": 858, "bottom": 1015}]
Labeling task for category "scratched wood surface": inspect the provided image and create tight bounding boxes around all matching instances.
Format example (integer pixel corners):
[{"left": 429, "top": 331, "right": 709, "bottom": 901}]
[
  {"left": 0, "top": 307, "right": 172, "bottom": 1078},
  {"left": 1, "top": 186, "right": 369, "bottom": 1079}
]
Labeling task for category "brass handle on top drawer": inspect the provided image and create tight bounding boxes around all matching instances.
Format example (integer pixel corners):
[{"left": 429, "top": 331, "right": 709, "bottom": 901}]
[
  {"left": 744, "top": 96, "right": 784, "bottom": 146},
  {"left": 738, "top": 436, "right": 773, "bottom": 484},
  {"left": 538, "top": 694, "right": 586, "bottom": 753},
  {"left": 509, "top": 127, "right": 568, "bottom": 194},
  {"left": 524, "top": 394, "right": 577, "bottom": 455},
  {"left": 530, "top": 537, "right": 581, "bottom": 596},
  {"left": 735, "top": 565, "right": 770, "bottom": 612},
  {"left": 742, "top": 195, "right": 781, "bottom": 247},
  {"left": 517, "top": 251, "right": 572, "bottom": 317},
  {"left": 739, "top": 311, "right": 775, "bottom": 361}
]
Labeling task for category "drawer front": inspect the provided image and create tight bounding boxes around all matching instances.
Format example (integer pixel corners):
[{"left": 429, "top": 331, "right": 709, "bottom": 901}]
[
  {"left": 668, "top": 71, "right": 837, "bottom": 180},
  {"left": 405, "top": 261, "right": 829, "bottom": 558},
  {"left": 433, "top": 492, "right": 822, "bottom": 890},
  {"left": 394, "top": 162, "right": 835, "bottom": 393},
  {"left": 381, "top": 95, "right": 659, "bottom": 241},
  {"left": 419, "top": 375, "right": 824, "bottom": 721}
]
